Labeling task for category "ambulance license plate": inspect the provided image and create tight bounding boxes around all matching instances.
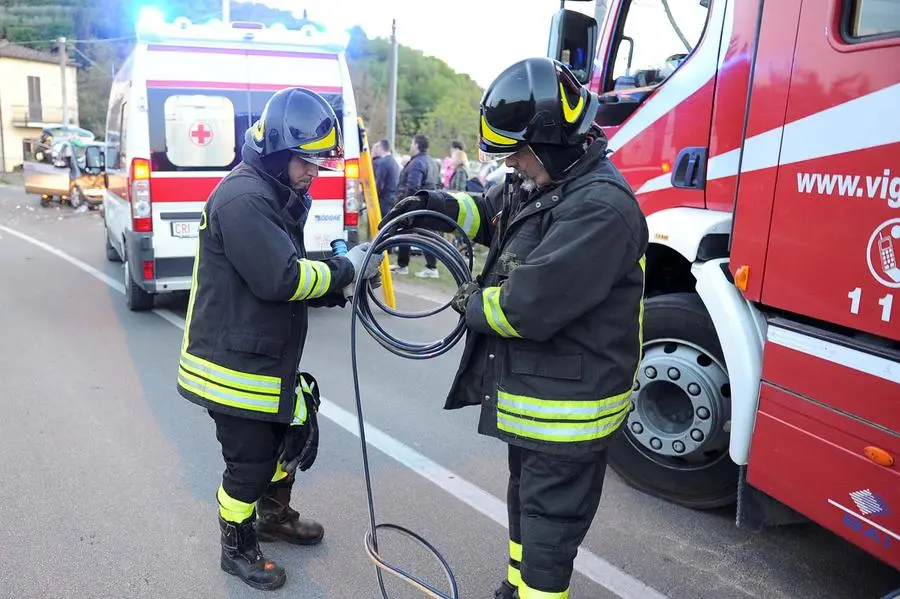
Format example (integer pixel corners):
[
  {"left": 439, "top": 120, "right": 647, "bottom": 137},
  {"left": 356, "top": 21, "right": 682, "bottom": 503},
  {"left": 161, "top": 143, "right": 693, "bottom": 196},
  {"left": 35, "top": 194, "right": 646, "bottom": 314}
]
[{"left": 171, "top": 221, "right": 199, "bottom": 238}]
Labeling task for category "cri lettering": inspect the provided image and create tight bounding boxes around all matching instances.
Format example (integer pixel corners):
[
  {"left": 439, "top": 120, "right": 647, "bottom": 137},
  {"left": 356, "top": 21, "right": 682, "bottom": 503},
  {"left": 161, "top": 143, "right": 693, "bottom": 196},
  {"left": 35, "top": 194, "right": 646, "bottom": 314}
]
[{"left": 843, "top": 514, "right": 894, "bottom": 549}]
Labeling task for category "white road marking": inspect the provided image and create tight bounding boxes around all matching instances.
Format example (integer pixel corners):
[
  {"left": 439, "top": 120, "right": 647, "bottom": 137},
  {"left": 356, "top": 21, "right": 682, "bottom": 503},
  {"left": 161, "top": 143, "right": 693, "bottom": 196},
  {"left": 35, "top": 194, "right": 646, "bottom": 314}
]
[{"left": 0, "top": 223, "right": 671, "bottom": 599}]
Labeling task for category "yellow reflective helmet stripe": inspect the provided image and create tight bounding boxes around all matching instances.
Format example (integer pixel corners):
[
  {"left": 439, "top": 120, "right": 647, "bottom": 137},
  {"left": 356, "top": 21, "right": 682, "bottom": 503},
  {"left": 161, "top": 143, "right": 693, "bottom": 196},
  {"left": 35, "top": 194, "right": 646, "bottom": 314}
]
[
  {"left": 217, "top": 484, "right": 255, "bottom": 523},
  {"left": 481, "top": 115, "right": 520, "bottom": 147},
  {"left": 290, "top": 259, "right": 332, "bottom": 301},
  {"left": 497, "top": 389, "right": 633, "bottom": 422},
  {"left": 482, "top": 286, "right": 521, "bottom": 338},
  {"left": 497, "top": 402, "right": 630, "bottom": 443},
  {"left": 559, "top": 82, "right": 584, "bottom": 124},
  {"left": 299, "top": 126, "right": 336, "bottom": 151},
  {"left": 448, "top": 191, "right": 481, "bottom": 239},
  {"left": 519, "top": 582, "right": 569, "bottom": 599}
]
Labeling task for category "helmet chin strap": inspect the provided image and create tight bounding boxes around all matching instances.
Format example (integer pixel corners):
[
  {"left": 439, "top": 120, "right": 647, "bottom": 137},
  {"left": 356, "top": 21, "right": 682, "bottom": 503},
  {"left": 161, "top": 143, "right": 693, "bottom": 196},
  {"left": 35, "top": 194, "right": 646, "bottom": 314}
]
[{"left": 529, "top": 143, "right": 585, "bottom": 182}]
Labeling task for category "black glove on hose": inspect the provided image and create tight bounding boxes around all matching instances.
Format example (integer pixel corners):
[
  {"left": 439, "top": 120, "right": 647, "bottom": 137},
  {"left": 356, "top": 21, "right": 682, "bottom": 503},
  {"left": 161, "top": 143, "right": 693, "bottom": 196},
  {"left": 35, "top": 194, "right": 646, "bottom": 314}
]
[
  {"left": 451, "top": 281, "right": 480, "bottom": 315},
  {"left": 379, "top": 192, "right": 460, "bottom": 232},
  {"left": 281, "top": 372, "right": 321, "bottom": 473}
]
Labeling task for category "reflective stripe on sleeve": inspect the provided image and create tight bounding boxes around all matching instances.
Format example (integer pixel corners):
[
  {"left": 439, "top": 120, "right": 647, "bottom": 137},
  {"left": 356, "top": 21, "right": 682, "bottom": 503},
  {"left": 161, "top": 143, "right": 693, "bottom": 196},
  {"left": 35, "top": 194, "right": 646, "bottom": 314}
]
[
  {"left": 449, "top": 191, "right": 481, "bottom": 239},
  {"left": 482, "top": 287, "right": 521, "bottom": 338},
  {"left": 290, "top": 259, "right": 332, "bottom": 301}
]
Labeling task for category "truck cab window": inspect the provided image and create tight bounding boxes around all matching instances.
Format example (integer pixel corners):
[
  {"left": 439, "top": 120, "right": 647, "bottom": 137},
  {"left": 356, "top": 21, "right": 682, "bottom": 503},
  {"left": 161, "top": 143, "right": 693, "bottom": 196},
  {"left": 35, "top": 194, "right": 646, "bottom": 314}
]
[{"left": 607, "top": 0, "right": 710, "bottom": 93}]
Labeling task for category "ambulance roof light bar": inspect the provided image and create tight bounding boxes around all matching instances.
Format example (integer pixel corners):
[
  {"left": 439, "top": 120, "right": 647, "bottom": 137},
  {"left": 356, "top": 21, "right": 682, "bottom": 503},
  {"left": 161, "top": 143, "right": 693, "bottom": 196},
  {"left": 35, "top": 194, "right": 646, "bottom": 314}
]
[{"left": 135, "top": 6, "right": 351, "bottom": 51}]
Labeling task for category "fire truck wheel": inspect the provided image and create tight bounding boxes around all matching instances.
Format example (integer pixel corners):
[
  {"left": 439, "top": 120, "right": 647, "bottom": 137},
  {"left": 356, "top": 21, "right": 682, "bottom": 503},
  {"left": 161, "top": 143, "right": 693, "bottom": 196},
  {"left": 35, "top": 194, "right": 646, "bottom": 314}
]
[{"left": 608, "top": 292, "right": 738, "bottom": 509}]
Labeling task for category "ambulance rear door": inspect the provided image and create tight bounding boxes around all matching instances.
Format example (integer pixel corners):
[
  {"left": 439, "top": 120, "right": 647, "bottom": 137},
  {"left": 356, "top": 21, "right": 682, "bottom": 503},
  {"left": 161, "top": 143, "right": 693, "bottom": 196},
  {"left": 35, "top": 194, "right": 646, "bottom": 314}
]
[{"left": 144, "top": 43, "right": 251, "bottom": 272}]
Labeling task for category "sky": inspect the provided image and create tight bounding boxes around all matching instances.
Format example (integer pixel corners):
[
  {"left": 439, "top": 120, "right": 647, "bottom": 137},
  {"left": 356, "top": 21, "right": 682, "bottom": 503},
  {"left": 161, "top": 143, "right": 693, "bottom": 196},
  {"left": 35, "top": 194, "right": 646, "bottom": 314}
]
[{"left": 233, "top": 0, "right": 598, "bottom": 88}]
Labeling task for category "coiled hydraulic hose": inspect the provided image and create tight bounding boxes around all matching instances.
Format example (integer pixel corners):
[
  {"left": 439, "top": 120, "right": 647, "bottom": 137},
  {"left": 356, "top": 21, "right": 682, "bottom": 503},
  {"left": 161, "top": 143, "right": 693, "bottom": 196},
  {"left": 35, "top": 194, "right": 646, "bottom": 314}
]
[{"left": 342, "top": 210, "right": 475, "bottom": 599}]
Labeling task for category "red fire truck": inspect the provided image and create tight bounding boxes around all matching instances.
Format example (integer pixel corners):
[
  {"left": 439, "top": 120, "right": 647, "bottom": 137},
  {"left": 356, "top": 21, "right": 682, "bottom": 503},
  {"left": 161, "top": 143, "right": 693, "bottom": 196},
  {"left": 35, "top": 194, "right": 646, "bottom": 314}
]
[{"left": 549, "top": 0, "right": 899, "bottom": 570}]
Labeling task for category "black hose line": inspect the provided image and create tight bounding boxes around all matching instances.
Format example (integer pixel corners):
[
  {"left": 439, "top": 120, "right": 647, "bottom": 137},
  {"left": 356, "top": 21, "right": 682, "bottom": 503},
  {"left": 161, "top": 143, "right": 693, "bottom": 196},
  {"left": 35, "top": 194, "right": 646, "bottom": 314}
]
[{"left": 348, "top": 210, "right": 475, "bottom": 598}]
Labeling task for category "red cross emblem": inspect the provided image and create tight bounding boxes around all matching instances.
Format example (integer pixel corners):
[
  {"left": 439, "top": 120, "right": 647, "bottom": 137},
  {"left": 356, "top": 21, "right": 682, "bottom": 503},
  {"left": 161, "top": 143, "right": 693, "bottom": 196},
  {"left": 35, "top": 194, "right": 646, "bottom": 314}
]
[{"left": 190, "top": 122, "right": 213, "bottom": 146}]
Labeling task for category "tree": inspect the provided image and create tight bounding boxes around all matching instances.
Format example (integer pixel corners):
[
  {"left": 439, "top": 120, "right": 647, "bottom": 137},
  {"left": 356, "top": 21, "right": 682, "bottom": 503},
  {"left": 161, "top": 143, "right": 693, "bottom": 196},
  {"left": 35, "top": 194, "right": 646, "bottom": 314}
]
[{"left": 0, "top": 3, "right": 485, "bottom": 153}]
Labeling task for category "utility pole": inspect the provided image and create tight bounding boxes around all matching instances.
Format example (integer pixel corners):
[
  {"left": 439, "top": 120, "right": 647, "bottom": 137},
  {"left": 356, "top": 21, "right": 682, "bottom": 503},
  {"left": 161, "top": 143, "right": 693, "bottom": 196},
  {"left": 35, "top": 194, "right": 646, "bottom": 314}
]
[
  {"left": 387, "top": 19, "right": 398, "bottom": 151},
  {"left": 222, "top": 0, "right": 230, "bottom": 23},
  {"left": 58, "top": 37, "right": 68, "bottom": 129}
]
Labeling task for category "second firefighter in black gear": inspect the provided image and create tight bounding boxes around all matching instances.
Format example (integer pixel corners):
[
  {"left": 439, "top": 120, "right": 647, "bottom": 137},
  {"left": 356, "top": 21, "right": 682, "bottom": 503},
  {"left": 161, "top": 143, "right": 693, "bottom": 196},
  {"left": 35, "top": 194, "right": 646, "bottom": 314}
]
[
  {"left": 177, "top": 87, "right": 382, "bottom": 591},
  {"left": 382, "top": 58, "right": 648, "bottom": 599}
]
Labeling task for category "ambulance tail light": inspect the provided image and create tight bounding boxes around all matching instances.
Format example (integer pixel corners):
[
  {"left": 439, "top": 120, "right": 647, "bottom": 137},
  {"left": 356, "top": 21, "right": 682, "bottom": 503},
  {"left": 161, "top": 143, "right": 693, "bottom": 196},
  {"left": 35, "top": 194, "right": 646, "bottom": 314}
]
[
  {"left": 129, "top": 158, "right": 153, "bottom": 233},
  {"left": 344, "top": 158, "right": 360, "bottom": 227}
]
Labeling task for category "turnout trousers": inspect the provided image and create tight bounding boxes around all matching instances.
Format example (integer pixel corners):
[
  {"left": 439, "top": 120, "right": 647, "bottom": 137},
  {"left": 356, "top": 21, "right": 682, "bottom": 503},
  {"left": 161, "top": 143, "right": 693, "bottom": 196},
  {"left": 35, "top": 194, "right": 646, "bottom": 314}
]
[
  {"left": 506, "top": 445, "right": 608, "bottom": 598},
  {"left": 209, "top": 410, "right": 289, "bottom": 521}
]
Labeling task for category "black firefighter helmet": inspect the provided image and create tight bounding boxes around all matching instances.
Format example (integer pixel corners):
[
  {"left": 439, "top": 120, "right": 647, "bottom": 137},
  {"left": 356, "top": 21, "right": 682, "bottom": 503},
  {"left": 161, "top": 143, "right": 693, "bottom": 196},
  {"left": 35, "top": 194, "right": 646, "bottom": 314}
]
[
  {"left": 478, "top": 57, "right": 600, "bottom": 179},
  {"left": 244, "top": 87, "right": 344, "bottom": 172}
]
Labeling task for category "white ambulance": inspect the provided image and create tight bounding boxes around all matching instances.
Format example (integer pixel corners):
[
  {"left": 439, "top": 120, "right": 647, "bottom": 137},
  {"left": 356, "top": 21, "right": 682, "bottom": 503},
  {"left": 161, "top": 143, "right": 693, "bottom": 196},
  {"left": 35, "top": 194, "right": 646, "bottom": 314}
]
[{"left": 102, "top": 10, "right": 362, "bottom": 311}]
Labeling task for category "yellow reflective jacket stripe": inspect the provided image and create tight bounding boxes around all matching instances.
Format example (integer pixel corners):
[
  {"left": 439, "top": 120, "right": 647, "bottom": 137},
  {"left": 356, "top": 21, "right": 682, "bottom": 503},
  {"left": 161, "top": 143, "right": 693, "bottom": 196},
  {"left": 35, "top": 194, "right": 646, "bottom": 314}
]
[
  {"left": 448, "top": 191, "right": 481, "bottom": 239},
  {"left": 179, "top": 351, "right": 280, "bottom": 394},
  {"left": 290, "top": 259, "right": 332, "bottom": 301},
  {"left": 482, "top": 287, "right": 521, "bottom": 338},
  {"left": 178, "top": 368, "right": 279, "bottom": 413},
  {"left": 497, "top": 401, "right": 630, "bottom": 443},
  {"left": 497, "top": 389, "right": 632, "bottom": 422}
]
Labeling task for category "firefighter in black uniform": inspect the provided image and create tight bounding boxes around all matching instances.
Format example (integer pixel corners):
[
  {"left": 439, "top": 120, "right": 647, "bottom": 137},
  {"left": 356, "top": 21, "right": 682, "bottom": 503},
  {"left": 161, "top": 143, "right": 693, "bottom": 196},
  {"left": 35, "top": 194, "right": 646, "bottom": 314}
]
[
  {"left": 177, "top": 87, "right": 383, "bottom": 591},
  {"left": 381, "top": 58, "right": 648, "bottom": 599}
]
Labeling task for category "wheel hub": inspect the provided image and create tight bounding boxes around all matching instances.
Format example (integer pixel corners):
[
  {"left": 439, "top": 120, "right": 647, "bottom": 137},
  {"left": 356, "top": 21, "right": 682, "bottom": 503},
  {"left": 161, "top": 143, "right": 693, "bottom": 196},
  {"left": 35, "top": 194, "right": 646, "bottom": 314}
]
[{"left": 627, "top": 339, "right": 730, "bottom": 459}]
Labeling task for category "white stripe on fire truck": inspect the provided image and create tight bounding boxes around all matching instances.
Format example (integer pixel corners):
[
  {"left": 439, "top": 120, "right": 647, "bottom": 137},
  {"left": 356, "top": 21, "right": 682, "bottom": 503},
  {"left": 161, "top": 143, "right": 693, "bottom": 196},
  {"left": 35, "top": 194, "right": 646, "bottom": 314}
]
[
  {"left": 637, "top": 82, "right": 900, "bottom": 195},
  {"left": 767, "top": 326, "right": 900, "bottom": 385}
]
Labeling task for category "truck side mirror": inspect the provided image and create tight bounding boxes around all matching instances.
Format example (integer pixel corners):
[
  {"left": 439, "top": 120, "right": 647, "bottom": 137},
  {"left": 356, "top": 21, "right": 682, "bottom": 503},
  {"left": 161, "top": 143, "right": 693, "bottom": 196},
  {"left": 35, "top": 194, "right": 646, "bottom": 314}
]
[
  {"left": 85, "top": 146, "right": 105, "bottom": 172},
  {"left": 547, "top": 8, "right": 599, "bottom": 85}
]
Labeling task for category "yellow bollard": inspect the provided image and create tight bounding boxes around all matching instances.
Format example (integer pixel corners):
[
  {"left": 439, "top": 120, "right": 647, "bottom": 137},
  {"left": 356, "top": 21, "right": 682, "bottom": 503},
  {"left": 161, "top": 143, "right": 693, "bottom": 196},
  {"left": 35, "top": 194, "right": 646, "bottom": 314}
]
[{"left": 356, "top": 117, "right": 396, "bottom": 309}]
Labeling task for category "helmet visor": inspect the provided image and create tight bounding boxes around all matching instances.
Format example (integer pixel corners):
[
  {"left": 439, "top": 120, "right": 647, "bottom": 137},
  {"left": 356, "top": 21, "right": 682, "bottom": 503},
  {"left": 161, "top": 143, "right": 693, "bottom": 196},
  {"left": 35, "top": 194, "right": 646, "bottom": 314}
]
[
  {"left": 295, "top": 153, "right": 344, "bottom": 171},
  {"left": 478, "top": 148, "right": 517, "bottom": 163}
]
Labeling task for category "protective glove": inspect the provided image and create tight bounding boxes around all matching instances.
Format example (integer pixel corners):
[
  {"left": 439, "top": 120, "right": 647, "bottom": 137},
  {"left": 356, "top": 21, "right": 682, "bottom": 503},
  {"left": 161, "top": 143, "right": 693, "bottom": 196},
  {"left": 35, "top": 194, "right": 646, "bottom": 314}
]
[
  {"left": 281, "top": 372, "right": 321, "bottom": 473},
  {"left": 451, "top": 281, "right": 480, "bottom": 315},
  {"left": 343, "top": 242, "right": 384, "bottom": 298},
  {"left": 378, "top": 193, "right": 457, "bottom": 233}
]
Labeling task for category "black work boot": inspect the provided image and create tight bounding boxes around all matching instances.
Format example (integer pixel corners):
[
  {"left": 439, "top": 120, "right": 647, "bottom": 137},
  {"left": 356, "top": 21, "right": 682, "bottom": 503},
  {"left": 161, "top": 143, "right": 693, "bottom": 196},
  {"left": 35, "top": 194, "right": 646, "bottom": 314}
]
[
  {"left": 493, "top": 581, "right": 518, "bottom": 599},
  {"left": 256, "top": 477, "right": 325, "bottom": 545},
  {"left": 219, "top": 515, "right": 286, "bottom": 591}
]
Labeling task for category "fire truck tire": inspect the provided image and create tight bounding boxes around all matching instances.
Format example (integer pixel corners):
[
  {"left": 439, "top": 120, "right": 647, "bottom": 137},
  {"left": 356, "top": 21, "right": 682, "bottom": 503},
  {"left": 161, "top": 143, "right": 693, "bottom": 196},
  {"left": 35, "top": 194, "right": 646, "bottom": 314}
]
[{"left": 608, "top": 292, "right": 738, "bottom": 509}]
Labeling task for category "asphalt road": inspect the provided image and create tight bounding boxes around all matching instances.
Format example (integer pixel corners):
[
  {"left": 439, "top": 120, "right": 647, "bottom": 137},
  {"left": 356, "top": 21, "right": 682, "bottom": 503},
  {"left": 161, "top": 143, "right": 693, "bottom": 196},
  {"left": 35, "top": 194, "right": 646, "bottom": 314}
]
[{"left": 0, "top": 184, "right": 897, "bottom": 599}]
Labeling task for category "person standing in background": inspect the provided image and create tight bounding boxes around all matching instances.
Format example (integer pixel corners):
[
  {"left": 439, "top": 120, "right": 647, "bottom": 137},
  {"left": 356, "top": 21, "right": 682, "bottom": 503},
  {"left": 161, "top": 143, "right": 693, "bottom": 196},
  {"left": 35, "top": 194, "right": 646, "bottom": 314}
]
[{"left": 372, "top": 138, "right": 400, "bottom": 218}]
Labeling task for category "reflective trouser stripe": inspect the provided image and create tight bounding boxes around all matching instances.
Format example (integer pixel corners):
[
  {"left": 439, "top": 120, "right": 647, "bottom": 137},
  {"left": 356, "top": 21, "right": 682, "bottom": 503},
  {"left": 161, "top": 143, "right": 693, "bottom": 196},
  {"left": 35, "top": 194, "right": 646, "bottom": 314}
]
[
  {"left": 519, "top": 583, "right": 569, "bottom": 599},
  {"left": 508, "top": 539, "right": 522, "bottom": 586},
  {"left": 178, "top": 368, "right": 280, "bottom": 414},
  {"left": 482, "top": 287, "right": 521, "bottom": 338},
  {"left": 290, "top": 259, "right": 332, "bottom": 301},
  {"left": 497, "top": 389, "right": 633, "bottom": 421},
  {"left": 217, "top": 484, "right": 255, "bottom": 523},
  {"left": 497, "top": 404, "right": 630, "bottom": 443},
  {"left": 180, "top": 351, "right": 281, "bottom": 394},
  {"left": 449, "top": 191, "right": 481, "bottom": 239}
]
